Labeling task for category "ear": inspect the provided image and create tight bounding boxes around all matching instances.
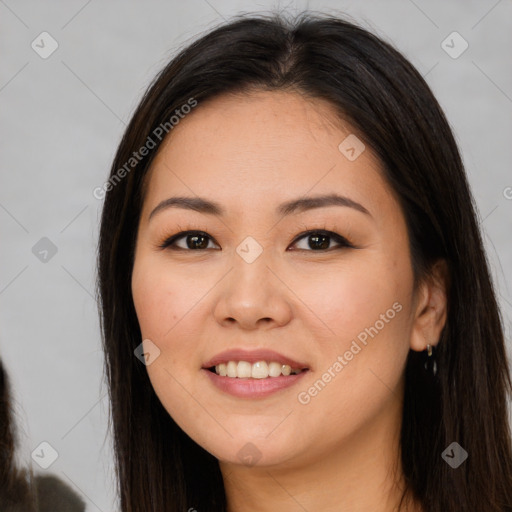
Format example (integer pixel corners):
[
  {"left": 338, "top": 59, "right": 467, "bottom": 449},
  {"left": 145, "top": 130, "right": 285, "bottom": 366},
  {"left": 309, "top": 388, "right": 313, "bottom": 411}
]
[{"left": 410, "top": 259, "right": 450, "bottom": 352}]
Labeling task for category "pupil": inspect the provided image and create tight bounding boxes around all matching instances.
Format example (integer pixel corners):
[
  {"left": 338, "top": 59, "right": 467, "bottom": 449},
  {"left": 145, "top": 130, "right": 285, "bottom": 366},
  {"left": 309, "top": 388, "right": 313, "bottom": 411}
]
[
  {"left": 310, "top": 233, "right": 329, "bottom": 250},
  {"left": 188, "top": 234, "right": 208, "bottom": 250}
]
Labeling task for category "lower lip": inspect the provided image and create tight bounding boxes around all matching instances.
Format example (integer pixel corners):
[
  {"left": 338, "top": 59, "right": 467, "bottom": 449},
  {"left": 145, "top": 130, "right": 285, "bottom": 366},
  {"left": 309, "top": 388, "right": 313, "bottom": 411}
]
[{"left": 202, "top": 368, "right": 309, "bottom": 399}]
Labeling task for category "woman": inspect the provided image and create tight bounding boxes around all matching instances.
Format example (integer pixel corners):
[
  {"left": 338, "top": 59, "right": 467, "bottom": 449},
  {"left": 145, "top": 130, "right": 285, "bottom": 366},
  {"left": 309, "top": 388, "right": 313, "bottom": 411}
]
[{"left": 96, "top": 11, "right": 512, "bottom": 511}]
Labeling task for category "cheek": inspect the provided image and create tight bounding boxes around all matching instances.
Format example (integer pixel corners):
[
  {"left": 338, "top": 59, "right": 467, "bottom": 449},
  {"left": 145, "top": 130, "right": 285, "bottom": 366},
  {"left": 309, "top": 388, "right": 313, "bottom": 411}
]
[
  {"left": 131, "top": 254, "right": 200, "bottom": 341},
  {"left": 298, "top": 250, "right": 412, "bottom": 400},
  {"left": 305, "top": 255, "right": 408, "bottom": 345},
  {"left": 131, "top": 255, "right": 207, "bottom": 425},
  {"left": 290, "top": 268, "right": 410, "bottom": 449}
]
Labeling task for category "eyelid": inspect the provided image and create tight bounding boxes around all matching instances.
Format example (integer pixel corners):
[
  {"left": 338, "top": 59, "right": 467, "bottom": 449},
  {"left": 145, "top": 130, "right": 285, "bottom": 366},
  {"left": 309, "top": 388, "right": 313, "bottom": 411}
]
[
  {"left": 157, "top": 227, "right": 354, "bottom": 251},
  {"left": 289, "top": 229, "right": 354, "bottom": 250},
  {"left": 157, "top": 230, "right": 220, "bottom": 250}
]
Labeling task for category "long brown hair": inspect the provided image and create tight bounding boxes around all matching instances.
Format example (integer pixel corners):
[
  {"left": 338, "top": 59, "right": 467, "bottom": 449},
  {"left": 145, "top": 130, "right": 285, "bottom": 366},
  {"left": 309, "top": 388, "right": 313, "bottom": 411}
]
[{"left": 96, "top": 11, "right": 512, "bottom": 511}]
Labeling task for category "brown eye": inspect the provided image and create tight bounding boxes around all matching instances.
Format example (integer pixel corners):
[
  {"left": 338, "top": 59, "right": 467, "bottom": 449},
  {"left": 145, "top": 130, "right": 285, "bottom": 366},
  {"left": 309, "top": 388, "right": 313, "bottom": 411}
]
[
  {"left": 159, "top": 231, "right": 219, "bottom": 250},
  {"left": 289, "top": 230, "right": 353, "bottom": 251}
]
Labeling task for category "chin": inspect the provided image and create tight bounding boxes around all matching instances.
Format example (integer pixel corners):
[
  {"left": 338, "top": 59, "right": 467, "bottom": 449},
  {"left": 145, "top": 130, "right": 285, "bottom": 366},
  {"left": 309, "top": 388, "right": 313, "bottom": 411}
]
[{"left": 196, "top": 430, "right": 303, "bottom": 468}]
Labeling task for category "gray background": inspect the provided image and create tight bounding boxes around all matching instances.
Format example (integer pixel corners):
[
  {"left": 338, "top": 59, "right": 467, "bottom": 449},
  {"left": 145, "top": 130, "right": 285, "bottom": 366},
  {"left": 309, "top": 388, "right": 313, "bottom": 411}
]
[{"left": 1, "top": 0, "right": 511, "bottom": 510}]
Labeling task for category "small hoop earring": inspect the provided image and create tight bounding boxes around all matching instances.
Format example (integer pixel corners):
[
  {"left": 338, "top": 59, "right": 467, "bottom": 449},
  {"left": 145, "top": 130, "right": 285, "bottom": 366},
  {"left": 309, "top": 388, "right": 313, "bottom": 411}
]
[{"left": 424, "top": 343, "right": 438, "bottom": 376}]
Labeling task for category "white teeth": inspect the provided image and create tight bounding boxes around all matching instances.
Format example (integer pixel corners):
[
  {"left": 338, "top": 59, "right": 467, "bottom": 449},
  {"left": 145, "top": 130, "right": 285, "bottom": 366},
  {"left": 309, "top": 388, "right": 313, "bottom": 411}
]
[
  {"left": 237, "top": 361, "right": 252, "bottom": 378},
  {"left": 268, "top": 361, "right": 282, "bottom": 377},
  {"left": 251, "top": 361, "right": 268, "bottom": 379},
  {"left": 226, "top": 361, "right": 237, "bottom": 377},
  {"left": 213, "top": 360, "right": 304, "bottom": 378}
]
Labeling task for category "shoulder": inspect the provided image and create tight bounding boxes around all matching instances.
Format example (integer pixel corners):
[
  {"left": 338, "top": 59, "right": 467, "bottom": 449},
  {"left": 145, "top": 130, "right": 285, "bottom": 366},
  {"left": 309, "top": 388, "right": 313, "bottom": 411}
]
[{"left": 34, "top": 474, "right": 86, "bottom": 512}]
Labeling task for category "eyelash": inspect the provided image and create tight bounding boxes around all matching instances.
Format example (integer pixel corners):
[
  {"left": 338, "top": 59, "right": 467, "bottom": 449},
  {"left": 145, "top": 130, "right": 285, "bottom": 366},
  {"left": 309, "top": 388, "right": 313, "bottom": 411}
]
[{"left": 157, "top": 225, "right": 355, "bottom": 252}]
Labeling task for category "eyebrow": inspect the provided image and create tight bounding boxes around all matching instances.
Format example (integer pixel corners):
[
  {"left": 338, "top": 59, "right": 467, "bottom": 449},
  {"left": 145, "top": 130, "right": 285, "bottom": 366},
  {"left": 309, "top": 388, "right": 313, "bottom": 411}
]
[{"left": 148, "top": 193, "right": 372, "bottom": 222}]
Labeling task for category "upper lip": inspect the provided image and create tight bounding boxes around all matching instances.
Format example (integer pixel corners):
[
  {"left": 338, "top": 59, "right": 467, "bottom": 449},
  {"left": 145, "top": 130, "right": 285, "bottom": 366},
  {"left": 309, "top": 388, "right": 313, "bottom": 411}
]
[{"left": 202, "top": 348, "right": 309, "bottom": 370}]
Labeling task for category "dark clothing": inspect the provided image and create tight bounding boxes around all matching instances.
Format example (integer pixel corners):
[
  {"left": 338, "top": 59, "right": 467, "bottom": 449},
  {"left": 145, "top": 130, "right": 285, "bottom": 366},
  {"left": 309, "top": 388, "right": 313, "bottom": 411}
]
[{"left": 0, "top": 473, "right": 86, "bottom": 512}]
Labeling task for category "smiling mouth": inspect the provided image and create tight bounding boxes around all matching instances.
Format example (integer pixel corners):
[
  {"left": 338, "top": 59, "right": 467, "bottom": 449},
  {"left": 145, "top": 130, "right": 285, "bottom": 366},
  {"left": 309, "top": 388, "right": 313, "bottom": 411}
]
[{"left": 206, "top": 360, "right": 309, "bottom": 379}]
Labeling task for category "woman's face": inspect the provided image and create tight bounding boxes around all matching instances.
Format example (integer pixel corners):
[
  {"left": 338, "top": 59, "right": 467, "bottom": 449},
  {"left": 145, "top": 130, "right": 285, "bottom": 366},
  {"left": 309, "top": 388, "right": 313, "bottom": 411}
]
[{"left": 131, "top": 90, "right": 427, "bottom": 467}]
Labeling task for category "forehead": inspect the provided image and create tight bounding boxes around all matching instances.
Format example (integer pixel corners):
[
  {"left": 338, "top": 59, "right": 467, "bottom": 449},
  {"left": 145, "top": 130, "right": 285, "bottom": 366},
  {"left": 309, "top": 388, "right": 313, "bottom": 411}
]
[{"left": 142, "top": 90, "right": 398, "bottom": 222}]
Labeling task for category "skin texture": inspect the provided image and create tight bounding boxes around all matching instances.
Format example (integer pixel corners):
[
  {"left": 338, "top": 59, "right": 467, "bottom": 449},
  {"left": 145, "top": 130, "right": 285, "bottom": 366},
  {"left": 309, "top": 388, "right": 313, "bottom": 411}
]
[{"left": 131, "top": 90, "right": 448, "bottom": 512}]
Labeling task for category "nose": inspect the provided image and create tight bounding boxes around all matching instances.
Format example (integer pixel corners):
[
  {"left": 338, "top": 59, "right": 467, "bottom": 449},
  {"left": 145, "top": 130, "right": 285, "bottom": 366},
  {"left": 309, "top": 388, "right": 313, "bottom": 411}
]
[{"left": 212, "top": 253, "right": 293, "bottom": 330}]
